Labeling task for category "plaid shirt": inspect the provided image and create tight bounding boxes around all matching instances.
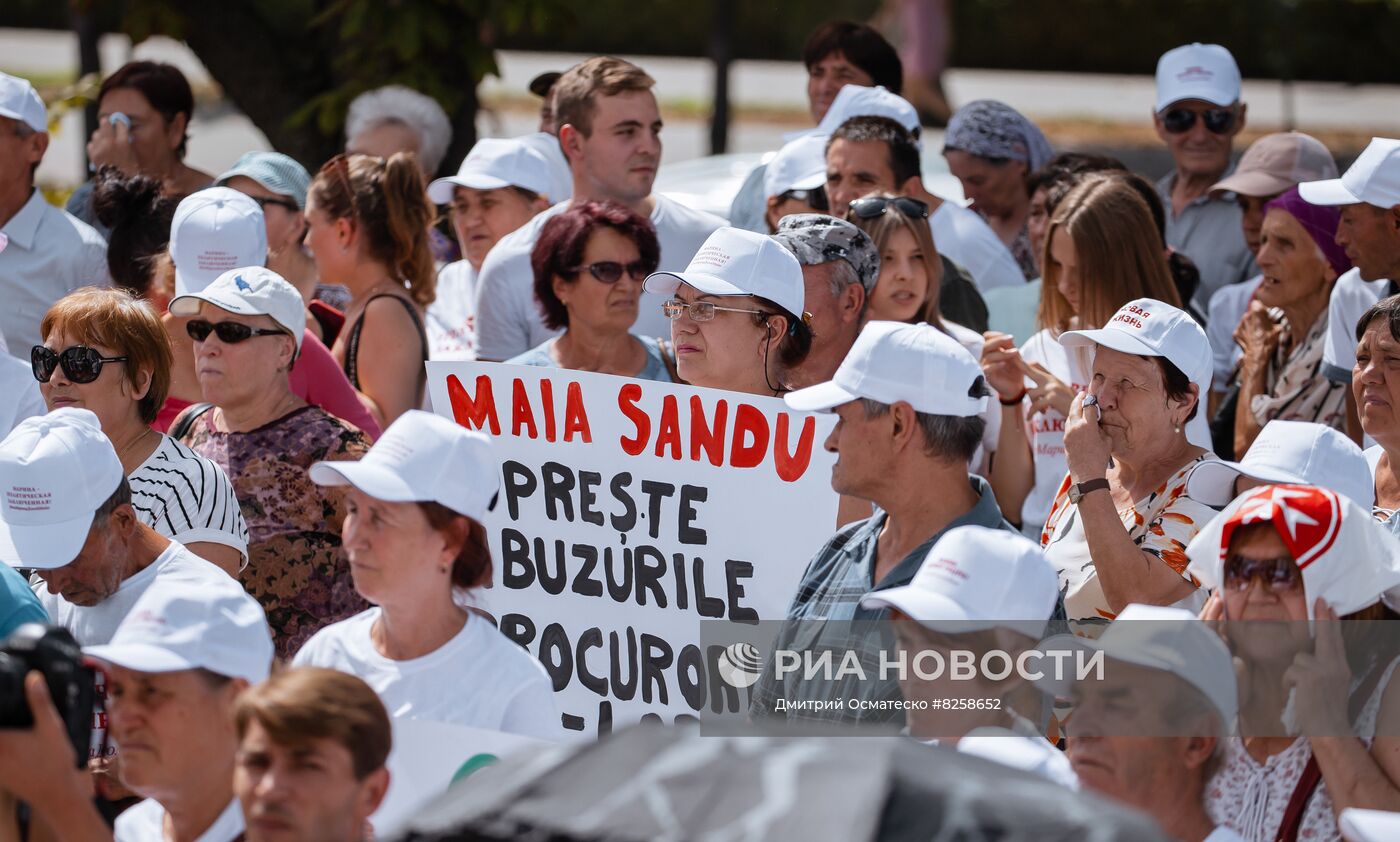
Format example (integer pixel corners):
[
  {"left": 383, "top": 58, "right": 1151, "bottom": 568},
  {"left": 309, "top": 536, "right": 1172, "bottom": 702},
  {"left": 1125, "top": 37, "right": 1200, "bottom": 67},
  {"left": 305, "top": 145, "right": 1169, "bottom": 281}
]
[{"left": 750, "top": 475, "right": 1017, "bottom": 726}]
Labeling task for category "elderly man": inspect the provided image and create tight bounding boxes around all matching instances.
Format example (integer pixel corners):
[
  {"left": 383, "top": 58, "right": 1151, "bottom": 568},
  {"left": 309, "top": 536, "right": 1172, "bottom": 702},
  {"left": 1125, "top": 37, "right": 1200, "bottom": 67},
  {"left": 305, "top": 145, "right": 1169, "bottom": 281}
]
[
  {"left": 1041, "top": 604, "right": 1243, "bottom": 841},
  {"left": 750, "top": 320, "right": 1013, "bottom": 725},
  {"left": 0, "top": 71, "right": 108, "bottom": 358},
  {"left": 772, "top": 214, "right": 878, "bottom": 386},
  {"left": 1152, "top": 43, "right": 1256, "bottom": 311}
]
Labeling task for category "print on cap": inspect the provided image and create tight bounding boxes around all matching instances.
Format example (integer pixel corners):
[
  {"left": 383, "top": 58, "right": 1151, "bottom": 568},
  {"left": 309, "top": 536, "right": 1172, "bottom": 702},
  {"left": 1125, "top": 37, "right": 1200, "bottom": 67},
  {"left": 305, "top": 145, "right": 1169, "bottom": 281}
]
[
  {"left": 1218, "top": 484, "right": 1342, "bottom": 570},
  {"left": 1177, "top": 66, "right": 1215, "bottom": 84},
  {"left": 690, "top": 246, "right": 734, "bottom": 271},
  {"left": 235, "top": 274, "right": 253, "bottom": 292},
  {"left": 1109, "top": 302, "right": 1153, "bottom": 331}
]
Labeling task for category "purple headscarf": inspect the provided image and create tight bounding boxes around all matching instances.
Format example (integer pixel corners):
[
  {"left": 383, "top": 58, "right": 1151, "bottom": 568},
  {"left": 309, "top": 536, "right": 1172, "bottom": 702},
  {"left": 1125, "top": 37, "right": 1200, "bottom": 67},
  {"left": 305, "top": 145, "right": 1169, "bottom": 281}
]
[{"left": 1265, "top": 187, "right": 1351, "bottom": 276}]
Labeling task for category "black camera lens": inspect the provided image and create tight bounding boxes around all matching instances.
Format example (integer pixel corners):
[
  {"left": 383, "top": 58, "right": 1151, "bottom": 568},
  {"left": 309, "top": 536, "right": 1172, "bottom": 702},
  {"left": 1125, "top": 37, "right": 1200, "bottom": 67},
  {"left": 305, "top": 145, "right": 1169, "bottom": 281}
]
[{"left": 0, "top": 652, "right": 31, "bottom": 727}]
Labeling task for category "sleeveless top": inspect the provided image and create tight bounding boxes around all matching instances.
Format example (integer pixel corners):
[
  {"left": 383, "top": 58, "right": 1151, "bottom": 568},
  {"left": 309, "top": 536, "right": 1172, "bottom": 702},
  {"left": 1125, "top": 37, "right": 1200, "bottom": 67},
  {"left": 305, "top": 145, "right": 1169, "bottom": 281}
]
[{"left": 344, "top": 292, "right": 430, "bottom": 394}]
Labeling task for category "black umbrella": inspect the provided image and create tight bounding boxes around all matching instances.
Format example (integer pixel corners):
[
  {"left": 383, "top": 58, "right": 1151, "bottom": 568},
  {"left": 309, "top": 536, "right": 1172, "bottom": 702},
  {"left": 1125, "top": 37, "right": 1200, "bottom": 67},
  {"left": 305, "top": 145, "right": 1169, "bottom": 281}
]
[{"left": 392, "top": 724, "right": 1169, "bottom": 842}]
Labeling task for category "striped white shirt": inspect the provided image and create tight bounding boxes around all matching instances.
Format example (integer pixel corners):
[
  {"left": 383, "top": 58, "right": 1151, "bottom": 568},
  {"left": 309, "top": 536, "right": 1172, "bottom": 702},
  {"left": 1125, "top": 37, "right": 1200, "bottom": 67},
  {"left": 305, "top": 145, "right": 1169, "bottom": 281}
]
[{"left": 129, "top": 434, "right": 248, "bottom": 559}]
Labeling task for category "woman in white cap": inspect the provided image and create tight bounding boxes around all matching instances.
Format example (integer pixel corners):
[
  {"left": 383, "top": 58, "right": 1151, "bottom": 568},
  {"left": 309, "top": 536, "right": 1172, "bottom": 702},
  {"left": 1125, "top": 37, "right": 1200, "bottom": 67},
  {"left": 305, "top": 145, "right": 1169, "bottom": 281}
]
[
  {"left": 170, "top": 268, "right": 372, "bottom": 660},
  {"left": 294, "top": 410, "right": 559, "bottom": 739},
  {"left": 1039, "top": 297, "right": 1220, "bottom": 635},
  {"left": 1353, "top": 296, "right": 1400, "bottom": 537},
  {"left": 643, "top": 226, "right": 813, "bottom": 395},
  {"left": 425, "top": 138, "right": 551, "bottom": 361},
  {"left": 1186, "top": 484, "right": 1400, "bottom": 842}
]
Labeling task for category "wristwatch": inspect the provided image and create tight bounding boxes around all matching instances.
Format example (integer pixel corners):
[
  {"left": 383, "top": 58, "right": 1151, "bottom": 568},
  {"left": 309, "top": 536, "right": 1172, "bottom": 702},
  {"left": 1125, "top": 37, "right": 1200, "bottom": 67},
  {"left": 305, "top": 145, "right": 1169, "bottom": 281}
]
[{"left": 1068, "top": 478, "right": 1110, "bottom": 505}]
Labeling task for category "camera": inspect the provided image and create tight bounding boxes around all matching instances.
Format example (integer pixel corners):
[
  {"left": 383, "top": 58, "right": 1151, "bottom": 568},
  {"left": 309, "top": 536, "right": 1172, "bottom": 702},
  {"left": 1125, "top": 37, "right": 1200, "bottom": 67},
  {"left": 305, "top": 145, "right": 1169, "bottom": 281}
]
[{"left": 0, "top": 624, "right": 97, "bottom": 766}]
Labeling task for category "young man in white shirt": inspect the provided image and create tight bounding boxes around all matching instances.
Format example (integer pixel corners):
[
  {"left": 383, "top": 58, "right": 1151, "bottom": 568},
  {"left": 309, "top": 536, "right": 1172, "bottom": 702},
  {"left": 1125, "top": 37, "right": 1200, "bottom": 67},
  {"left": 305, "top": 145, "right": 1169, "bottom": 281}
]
[{"left": 473, "top": 56, "right": 725, "bottom": 361}]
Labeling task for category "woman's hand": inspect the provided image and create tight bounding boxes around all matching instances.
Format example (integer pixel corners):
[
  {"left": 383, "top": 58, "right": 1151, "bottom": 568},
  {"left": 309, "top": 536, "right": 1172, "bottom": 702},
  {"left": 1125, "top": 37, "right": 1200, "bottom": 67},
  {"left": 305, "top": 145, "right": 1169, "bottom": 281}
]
[
  {"left": 1025, "top": 362, "right": 1075, "bottom": 417},
  {"left": 1285, "top": 599, "right": 1354, "bottom": 736},
  {"left": 1233, "top": 300, "right": 1282, "bottom": 363},
  {"left": 980, "top": 331, "right": 1027, "bottom": 400},
  {"left": 1063, "top": 390, "right": 1113, "bottom": 482},
  {"left": 86, "top": 117, "right": 140, "bottom": 175}
]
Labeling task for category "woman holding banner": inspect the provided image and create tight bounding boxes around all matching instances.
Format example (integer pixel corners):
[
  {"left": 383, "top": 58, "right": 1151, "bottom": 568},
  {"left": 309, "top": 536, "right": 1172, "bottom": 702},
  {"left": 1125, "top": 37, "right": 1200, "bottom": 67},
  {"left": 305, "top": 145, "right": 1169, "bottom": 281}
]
[{"left": 294, "top": 410, "right": 561, "bottom": 740}]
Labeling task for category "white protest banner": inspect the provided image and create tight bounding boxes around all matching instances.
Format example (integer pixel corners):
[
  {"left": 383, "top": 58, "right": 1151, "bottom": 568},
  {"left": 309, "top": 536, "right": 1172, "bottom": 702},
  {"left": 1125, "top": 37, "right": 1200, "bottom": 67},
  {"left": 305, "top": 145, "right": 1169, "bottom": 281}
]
[{"left": 427, "top": 362, "right": 839, "bottom": 737}]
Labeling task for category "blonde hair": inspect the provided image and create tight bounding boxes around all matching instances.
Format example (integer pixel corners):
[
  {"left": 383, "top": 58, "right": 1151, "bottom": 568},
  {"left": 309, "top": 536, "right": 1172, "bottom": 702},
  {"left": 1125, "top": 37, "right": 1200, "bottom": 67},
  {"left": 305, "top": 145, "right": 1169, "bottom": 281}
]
[
  {"left": 552, "top": 57, "right": 656, "bottom": 136},
  {"left": 848, "top": 194, "right": 945, "bottom": 330}
]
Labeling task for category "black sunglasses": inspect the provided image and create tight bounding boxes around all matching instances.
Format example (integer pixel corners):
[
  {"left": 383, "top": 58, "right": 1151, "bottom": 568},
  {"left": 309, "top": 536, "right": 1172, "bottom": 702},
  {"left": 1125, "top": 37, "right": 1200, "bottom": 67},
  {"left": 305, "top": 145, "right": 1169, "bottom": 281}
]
[
  {"left": 247, "top": 195, "right": 301, "bottom": 213},
  {"left": 1160, "top": 107, "right": 1237, "bottom": 135},
  {"left": 570, "top": 261, "right": 651, "bottom": 284},
  {"left": 185, "top": 319, "right": 289, "bottom": 344},
  {"left": 849, "top": 196, "right": 930, "bottom": 220},
  {"left": 779, "top": 185, "right": 830, "bottom": 213},
  {"left": 31, "top": 345, "right": 128, "bottom": 385}
]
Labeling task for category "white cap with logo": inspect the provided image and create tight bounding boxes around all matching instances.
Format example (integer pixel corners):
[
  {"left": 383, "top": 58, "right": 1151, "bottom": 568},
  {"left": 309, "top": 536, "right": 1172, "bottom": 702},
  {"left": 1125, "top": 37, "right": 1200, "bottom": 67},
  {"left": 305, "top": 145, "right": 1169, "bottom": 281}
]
[
  {"left": 168, "top": 266, "right": 306, "bottom": 353},
  {"left": 0, "top": 71, "right": 46, "bottom": 133},
  {"left": 860, "top": 525, "right": 1059, "bottom": 638},
  {"left": 816, "top": 85, "right": 921, "bottom": 139},
  {"left": 0, "top": 408, "right": 123, "bottom": 571},
  {"left": 309, "top": 410, "right": 499, "bottom": 522},
  {"left": 86, "top": 577, "right": 273, "bottom": 684},
  {"left": 170, "top": 187, "right": 268, "bottom": 297},
  {"left": 1298, "top": 137, "right": 1400, "bottom": 210},
  {"left": 1058, "top": 298, "right": 1213, "bottom": 393},
  {"left": 427, "top": 138, "right": 556, "bottom": 204},
  {"left": 764, "top": 133, "right": 830, "bottom": 200},
  {"left": 1186, "top": 420, "right": 1374, "bottom": 508},
  {"left": 786, "top": 320, "right": 987, "bottom": 417},
  {"left": 1154, "top": 43, "right": 1242, "bottom": 113},
  {"left": 644, "top": 227, "right": 806, "bottom": 320}
]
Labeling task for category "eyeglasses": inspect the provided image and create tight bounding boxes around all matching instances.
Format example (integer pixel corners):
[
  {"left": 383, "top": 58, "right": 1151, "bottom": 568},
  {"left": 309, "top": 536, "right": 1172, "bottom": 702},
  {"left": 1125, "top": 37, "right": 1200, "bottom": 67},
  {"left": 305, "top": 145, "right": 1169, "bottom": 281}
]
[
  {"left": 247, "top": 195, "right": 300, "bottom": 213},
  {"left": 571, "top": 261, "right": 651, "bottom": 284},
  {"left": 849, "top": 196, "right": 930, "bottom": 220},
  {"left": 779, "top": 186, "right": 830, "bottom": 213},
  {"left": 185, "top": 319, "right": 289, "bottom": 344},
  {"left": 1160, "top": 107, "right": 1238, "bottom": 135},
  {"left": 1223, "top": 555, "right": 1302, "bottom": 592},
  {"left": 662, "top": 299, "right": 772, "bottom": 322},
  {"left": 30, "top": 345, "right": 128, "bottom": 385}
]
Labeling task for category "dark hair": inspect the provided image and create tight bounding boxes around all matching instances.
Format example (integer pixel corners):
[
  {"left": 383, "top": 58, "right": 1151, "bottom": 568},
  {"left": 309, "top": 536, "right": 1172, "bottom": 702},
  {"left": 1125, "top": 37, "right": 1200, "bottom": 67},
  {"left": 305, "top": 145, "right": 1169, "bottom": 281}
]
[
  {"left": 860, "top": 374, "right": 990, "bottom": 463},
  {"left": 1025, "top": 152, "right": 1127, "bottom": 204},
  {"left": 829, "top": 116, "right": 921, "bottom": 186},
  {"left": 234, "top": 667, "right": 391, "bottom": 780},
  {"left": 1152, "top": 356, "right": 1199, "bottom": 423},
  {"left": 94, "top": 476, "right": 133, "bottom": 524},
  {"left": 419, "top": 503, "right": 492, "bottom": 590},
  {"left": 1356, "top": 293, "right": 1400, "bottom": 343},
  {"left": 90, "top": 167, "right": 179, "bottom": 296},
  {"left": 99, "top": 61, "right": 195, "bottom": 159},
  {"left": 802, "top": 21, "right": 903, "bottom": 94},
  {"left": 750, "top": 295, "right": 813, "bottom": 371},
  {"left": 530, "top": 201, "right": 660, "bottom": 330}
]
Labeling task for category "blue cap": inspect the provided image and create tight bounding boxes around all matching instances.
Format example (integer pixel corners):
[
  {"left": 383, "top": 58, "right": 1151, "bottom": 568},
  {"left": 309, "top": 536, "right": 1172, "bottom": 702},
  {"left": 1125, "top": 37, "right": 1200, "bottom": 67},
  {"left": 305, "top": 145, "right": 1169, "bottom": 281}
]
[{"left": 216, "top": 151, "right": 312, "bottom": 210}]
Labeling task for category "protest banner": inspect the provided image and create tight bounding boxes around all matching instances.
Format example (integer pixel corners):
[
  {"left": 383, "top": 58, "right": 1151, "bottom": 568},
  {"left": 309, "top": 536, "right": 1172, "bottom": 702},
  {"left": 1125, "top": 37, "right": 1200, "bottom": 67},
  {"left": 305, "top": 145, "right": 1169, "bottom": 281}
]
[{"left": 427, "top": 362, "right": 839, "bottom": 736}]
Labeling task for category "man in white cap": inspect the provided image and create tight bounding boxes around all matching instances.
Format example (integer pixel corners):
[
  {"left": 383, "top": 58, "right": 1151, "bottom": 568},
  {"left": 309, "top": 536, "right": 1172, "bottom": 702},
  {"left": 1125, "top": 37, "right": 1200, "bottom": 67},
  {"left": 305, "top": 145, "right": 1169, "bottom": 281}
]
[
  {"left": 1299, "top": 137, "right": 1400, "bottom": 444},
  {"left": 749, "top": 320, "right": 1012, "bottom": 725},
  {"left": 1186, "top": 419, "right": 1373, "bottom": 509},
  {"left": 1152, "top": 43, "right": 1256, "bottom": 310},
  {"left": 424, "top": 138, "right": 552, "bottom": 361},
  {"left": 473, "top": 56, "right": 725, "bottom": 361},
  {"left": 0, "top": 70, "right": 108, "bottom": 359},
  {"left": 1038, "top": 604, "right": 1243, "bottom": 842},
  {"left": 762, "top": 133, "right": 830, "bottom": 233}
]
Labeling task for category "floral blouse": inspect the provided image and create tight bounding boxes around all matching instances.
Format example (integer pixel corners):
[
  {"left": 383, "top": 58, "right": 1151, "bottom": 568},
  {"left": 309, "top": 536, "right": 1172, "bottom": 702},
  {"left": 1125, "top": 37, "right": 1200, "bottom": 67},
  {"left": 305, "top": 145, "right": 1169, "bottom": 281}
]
[{"left": 181, "top": 406, "right": 371, "bottom": 660}]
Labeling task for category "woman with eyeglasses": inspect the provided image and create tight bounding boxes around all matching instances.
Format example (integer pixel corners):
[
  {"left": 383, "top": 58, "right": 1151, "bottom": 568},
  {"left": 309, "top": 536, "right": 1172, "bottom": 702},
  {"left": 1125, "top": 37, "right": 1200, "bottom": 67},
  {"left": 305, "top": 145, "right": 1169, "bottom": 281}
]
[
  {"left": 169, "top": 268, "right": 372, "bottom": 659},
  {"left": 506, "top": 202, "right": 671, "bottom": 381},
  {"left": 35, "top": 287, "right": 248, "bottom": 577}
]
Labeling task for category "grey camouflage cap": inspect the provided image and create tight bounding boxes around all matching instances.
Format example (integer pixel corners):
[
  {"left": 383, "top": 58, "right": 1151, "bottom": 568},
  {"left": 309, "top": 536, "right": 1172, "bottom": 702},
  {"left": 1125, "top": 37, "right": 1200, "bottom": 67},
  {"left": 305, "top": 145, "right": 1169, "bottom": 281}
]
[{"left": 772, "top": 214, "right": 880, "bottom": 292}]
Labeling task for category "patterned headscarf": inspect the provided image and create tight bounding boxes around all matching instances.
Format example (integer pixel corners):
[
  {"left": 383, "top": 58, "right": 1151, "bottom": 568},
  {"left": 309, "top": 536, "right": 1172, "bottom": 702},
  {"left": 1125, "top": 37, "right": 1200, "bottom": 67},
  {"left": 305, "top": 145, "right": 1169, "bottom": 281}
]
[{"left": 944, "top": 100, "right": 1054, "bottom": 171}]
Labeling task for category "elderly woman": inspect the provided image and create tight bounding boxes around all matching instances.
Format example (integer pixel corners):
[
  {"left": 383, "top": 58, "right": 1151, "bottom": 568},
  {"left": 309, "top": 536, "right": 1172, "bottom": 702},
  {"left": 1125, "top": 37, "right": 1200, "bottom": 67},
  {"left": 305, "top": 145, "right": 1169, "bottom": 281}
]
[
  {"left": 1039, "top": 298, "right": 1220, "bottom": 635},
  {"left": 35, "top": 287, "right": 247, "bottom": 576},
  {"left": 170, "top": 268, "right": 371, "bottom": 659},
  {"left": 1187, "top": 485, "right": 1400, "bottom": 842},
  {"left": 508, "top": 202, "right": 670, "bottom": 380},
  {"left": 943, "top": 99, "right": 1055, "bottom": 281},
  {"left": 1356, "top": 295, "right": 1400, "bottom": 534},
  {"left": 294, "top": 411, "right": 560, "bottom": 739},
  {"left": 1231, "top": 188, "right": 1351, "bottom": 455},
  {"left": 643, "top": 227, "right": 811, "bottom": 395}
]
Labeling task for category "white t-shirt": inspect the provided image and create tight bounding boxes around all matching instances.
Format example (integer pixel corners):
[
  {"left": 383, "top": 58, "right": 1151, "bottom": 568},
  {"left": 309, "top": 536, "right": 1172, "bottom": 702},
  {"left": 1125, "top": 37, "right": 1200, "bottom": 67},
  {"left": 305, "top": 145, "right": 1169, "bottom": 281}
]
[
  {"left": 1322, "top": 267, "right": 1390, "bottom": 382},
  {"left": 473, "top": 195, "right": 725, "bottom": 360},
  {"left": 956, "top": 728, "right": 1079, "bottom": 790},
  {"left": 1206, "top": 275, "right": 1262, "bottom": 390},
  {"left": 130, "top": 435, "right": 248, "bottom": 561},
  {"left": 293, "top": 607, "right": 561, "bottom": 740},
  {"left": 930, "top": 202, "right": 1024, "bottom": 293},
  {"left": 0, "top": 349, "right": 44, "bottom": 437},
  {"left": 426, "top": 260, "right": 480, "bottom": 361},
  {"left": 114, "top": 797, "right": 244, "bottom": 842}
]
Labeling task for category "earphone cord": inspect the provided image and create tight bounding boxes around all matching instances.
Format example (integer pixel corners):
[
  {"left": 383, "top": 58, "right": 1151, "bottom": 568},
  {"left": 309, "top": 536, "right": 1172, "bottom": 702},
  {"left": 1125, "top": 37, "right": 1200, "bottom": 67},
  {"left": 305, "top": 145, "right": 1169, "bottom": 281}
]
[{"left": 762, "top": 317, "right": 785, "bottom": 396}]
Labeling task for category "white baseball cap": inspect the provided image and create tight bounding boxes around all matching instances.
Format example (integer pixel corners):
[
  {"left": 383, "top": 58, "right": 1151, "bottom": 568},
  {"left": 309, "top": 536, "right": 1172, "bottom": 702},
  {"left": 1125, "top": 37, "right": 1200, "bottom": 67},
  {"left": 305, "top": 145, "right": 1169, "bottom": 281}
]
[
  {"left": 815, "top": 85, "right": 921, "bottom": 139},
  {"left": 786, "top": 320, "right": 987, "bottom": 417},
  {"left": 1186, "top": 420, "right": 1373, "bottom": 508},
  {"left": 1298, "top": 137, "right": 1400, "bottom": 209},
  {"left": 1059, "top": 298, "right": 1213, "bottom": 393},
  {"left": 644, "top": 227, "right": 806, "bottom": 320},
  {"left": 309, "top": 410, "right": 499, "bottom": 522},
  {"left": 1037, "top": 604, "right": 1238, "bottom": 729},
  {"left": 516, "top": 132, "right": 574, "bottom": 204},
  {"left": 0, "top": 408, "right": 123, "bottom": 570},
  {"left": 427, "top": 138, "right": 555, "bottom": 204},
  {"left": 86, "top": 577, "right": 273, "bottom": 684},
  {"left": 0, "top": 71, "right": 46, "bottom": 133},
  {"left": 860, "top": 525, "right": 1059, "bottom": 637},
  {"left": 170, "top": 187, "right": 268, "bottom": 297},
  {"left": 168, "top": 266, "right": 305, "bottom": 353},
  {"left": 764, "top": 133, "right": 829, "bottom": 200},
  {"left": 1154, "top": 43, "right": 1241, "bottom": 113}
]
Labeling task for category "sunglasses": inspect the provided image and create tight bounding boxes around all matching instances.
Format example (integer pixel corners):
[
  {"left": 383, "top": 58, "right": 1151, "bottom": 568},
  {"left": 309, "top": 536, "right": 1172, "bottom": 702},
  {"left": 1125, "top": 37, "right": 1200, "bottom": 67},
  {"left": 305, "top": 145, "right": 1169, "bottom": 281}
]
[
  {"left": 247, "top": 195, "right": 300, "bottom": 213},
  {"left": 31, "top": 345, "right": 128, "bottom": 385},
  {"left": 779, "top": 186, "right": 830, "bottom": 213},
  {"left": 661, "top": 299, "right": 771, "bottom": 323},
  {"left": 849, "top": 196, "right": 930, "bottom": 220},
  {"left": 571, "top": 261, "right": 651, "bottom": 284},
  {"left": 185, "top": 319, "right": 289, "bottom": 344},
  {"left": 1160, "top": 107, "right": 1238, "bottom": 135},
  {"left": 1223, "top": 554, "right": 1302, "bottom": 592}
]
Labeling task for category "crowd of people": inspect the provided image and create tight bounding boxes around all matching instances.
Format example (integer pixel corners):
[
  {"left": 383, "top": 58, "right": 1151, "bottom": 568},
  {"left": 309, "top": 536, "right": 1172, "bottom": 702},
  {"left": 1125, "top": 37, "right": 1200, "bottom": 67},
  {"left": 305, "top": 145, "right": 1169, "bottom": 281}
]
[{"left": 2, "top": 20, "right": 1400, "bottom": 842}]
